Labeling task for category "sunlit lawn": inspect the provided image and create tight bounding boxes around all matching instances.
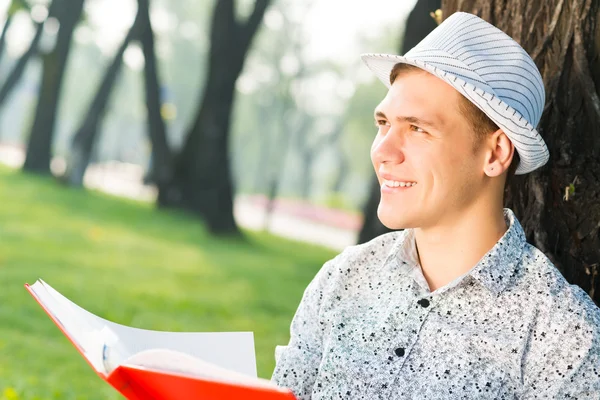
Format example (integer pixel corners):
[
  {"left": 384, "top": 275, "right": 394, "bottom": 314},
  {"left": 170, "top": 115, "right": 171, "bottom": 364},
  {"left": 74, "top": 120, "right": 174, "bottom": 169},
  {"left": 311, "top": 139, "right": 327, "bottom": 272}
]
[{"left": 0, "top": 165, "right": 336, "bottom": 399}]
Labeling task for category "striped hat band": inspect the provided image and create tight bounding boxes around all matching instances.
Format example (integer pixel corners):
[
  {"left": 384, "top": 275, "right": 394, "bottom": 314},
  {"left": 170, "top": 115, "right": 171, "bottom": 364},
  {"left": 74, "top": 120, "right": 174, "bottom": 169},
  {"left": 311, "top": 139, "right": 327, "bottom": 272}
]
[{"left": 361, "top": 12, "right": 549, "bottom": 175}]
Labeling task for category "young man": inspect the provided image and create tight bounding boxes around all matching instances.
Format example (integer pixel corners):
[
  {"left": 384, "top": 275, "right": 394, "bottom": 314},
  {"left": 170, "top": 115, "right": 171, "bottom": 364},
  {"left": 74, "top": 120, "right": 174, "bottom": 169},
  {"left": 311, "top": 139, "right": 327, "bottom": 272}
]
[{"left": 272, "top": 12, "right": 600, "bottom": 399}]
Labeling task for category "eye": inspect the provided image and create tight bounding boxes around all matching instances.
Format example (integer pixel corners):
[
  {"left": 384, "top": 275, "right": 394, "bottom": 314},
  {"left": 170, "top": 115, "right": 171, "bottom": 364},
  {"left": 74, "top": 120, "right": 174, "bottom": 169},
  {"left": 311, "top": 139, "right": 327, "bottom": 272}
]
[
  {"left": 375, "top": 119, "right": 390, "bottom": 128},
  {"left": 410, "top": 124, "right": 427, "bottom": 133}
]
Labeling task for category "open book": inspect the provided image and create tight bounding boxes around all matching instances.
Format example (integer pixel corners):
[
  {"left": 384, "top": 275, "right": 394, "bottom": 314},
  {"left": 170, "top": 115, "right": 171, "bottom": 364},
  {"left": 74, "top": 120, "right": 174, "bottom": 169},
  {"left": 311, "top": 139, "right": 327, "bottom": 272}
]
[{"left": 26, "top": 279, "right": 296, "bottom": 400}]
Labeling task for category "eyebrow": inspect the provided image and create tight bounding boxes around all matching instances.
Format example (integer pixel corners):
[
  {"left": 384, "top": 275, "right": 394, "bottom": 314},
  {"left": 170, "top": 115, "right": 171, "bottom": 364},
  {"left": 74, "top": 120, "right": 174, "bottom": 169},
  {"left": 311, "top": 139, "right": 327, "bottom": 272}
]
[{"left": 374, "top": 110, "right": 441, "bottom": 129}]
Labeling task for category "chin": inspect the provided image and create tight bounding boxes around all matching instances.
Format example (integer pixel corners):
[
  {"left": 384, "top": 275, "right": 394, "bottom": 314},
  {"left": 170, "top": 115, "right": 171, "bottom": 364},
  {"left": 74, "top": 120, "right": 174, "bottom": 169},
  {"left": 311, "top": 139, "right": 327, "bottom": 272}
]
[{"left": 377, "top": 206, "right": 414, "bottom": 230}]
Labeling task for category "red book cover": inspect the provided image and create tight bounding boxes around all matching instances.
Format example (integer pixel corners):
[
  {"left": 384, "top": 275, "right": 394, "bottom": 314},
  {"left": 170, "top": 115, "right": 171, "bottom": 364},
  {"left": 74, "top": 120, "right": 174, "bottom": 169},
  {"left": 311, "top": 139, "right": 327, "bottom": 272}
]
[
  {"left": 25, "top": 282, "right": 297, "bottom": 400},
  {"left": 108, "top": 365, "right": 296, "bottom": 400}
]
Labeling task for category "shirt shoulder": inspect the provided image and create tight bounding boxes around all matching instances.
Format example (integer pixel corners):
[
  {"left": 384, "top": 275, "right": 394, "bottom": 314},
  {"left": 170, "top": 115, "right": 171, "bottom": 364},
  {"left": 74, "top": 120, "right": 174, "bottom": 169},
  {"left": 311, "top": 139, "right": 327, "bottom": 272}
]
[
  {"left": 517, "top": 244, "right": 600, "bottom": 395},
  {"left": 313, "top": 231, "right": 409, "bottom": 305},
  {"left": 296, "top": 231, "right": 406, "bottom": 300},
  {"left": 519, "top": 243, "right": 599, "bottom": 320}
]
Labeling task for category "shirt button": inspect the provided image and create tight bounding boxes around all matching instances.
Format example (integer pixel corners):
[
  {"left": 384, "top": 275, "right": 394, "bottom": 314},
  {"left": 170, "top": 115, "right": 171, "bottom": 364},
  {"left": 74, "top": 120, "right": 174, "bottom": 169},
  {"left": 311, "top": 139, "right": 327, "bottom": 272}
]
[
  {"left": 417, "top": 299, "right": 430, "bottom": 308},
  {"left": 394, "top": 347, "right": 405, "bottom": 357}
]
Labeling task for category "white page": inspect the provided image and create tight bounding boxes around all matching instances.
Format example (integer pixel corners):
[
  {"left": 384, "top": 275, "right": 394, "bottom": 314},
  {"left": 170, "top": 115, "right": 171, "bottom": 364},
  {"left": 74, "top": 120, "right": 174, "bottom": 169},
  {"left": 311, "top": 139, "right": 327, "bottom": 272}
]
[
  {"left": 30, "top": 280, "right": 109, "bottom": 372},
  {"left": 30, "top": 280, "right": 257, "bottom": 377},
  {"left": 123, "top": 349, "right": 282, "bottom": 390}
]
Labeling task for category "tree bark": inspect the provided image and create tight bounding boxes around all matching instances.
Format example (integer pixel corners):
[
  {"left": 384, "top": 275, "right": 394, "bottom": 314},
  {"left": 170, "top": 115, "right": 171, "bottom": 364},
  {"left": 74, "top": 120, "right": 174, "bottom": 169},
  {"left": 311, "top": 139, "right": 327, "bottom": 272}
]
[
  {"left": 441, "top": 0, "right": 600, "bottom": 304},
  {"left": 138, "top": 0, "right": 173, "bottom": 189},
  {"left": 23, "top": 0, "right": 84, "bottom": 174},
  {"left": 158, "top": 0, "right": 271, "bottom": 235},
  {"left": 62, "top": 8, "right": 142, "bottom": 186},
  {"left": 357, "top": 0, "right": 441, "bottom": 243}
]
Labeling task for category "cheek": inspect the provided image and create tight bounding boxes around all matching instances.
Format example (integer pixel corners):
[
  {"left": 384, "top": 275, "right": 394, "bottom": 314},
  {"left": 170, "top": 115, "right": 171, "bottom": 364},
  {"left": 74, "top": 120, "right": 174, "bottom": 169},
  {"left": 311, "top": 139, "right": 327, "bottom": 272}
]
[
  {"left": 435, "top": 150, "right": 480, "bottom": 192},
  {"left": 414, "top": 146, "right": 466, "bottom": 185}
]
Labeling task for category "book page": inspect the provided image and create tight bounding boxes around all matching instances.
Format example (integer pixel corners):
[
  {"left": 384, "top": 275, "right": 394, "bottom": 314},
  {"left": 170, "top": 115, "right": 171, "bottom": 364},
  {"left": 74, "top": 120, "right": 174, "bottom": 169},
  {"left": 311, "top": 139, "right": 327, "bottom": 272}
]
[
  {"left": 29, "top": 280, "right": 114, "bottom": 373},
  {"left": 29, "top": 280, "right": 257, "bottom": 377},
  {"left": 101, "top": 327, "right": 257, "bottom": 377},
  {"left": 122, "top": 349, "right": 282, "bottom": 390}
]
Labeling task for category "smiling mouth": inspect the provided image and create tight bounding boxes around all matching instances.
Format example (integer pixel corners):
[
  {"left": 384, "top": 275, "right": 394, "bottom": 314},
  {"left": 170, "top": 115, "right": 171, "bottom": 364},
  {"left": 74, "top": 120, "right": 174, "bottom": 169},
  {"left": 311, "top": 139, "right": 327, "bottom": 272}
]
[{"left": 382, "top": 179, "right": 417, "bottom": 188}]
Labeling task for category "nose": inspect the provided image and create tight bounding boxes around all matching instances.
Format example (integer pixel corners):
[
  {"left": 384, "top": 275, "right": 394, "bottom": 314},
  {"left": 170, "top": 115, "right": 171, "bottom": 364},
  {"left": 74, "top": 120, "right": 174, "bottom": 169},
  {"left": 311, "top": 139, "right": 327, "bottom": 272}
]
[{"left": 371, "top": 129, "right": 406, "bottom": 166}]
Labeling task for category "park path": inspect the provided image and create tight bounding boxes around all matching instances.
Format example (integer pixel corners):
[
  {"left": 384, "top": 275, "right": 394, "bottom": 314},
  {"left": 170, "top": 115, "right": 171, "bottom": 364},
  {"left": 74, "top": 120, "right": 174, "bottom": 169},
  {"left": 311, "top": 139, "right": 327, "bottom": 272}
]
[{"left": 0, "top": 143, "right": 359, "bottom": 250}]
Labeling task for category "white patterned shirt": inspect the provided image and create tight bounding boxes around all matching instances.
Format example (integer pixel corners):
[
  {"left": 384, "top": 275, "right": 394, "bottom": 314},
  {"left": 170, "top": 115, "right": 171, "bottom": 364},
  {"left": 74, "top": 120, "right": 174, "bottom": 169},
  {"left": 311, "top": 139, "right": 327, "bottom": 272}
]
[{"left": 272, "top": 209, "right": 600, "bottom": 399}]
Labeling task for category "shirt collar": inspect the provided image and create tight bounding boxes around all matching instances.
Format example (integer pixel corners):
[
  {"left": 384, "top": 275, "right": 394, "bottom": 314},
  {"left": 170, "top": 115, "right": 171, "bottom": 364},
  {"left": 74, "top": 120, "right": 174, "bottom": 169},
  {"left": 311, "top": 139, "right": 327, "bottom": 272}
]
[
  {"left": 385, "top": 208, "right": 527, "bottom": 295},
  {"left": 469, "top": 208, "right": 526, "bottom": 295}
]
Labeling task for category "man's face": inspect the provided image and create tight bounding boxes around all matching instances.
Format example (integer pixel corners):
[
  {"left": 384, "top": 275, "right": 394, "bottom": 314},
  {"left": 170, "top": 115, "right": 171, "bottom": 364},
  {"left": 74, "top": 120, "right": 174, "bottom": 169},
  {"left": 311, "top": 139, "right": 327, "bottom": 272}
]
[{"left": 371, "top": 69, "right": 488, "bottom": 230}]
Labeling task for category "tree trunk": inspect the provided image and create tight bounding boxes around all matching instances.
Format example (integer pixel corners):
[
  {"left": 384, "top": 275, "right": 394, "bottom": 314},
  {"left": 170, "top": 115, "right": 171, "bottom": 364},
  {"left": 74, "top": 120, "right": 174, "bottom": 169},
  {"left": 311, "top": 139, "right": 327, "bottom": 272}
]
[
  {"left": 264, "top": 74, "right": 301, "bottom": 216},
  {"left": 331, "top": 136, "right": 349, "bottom": 193},
  {"left": 263, "top": 177, "right": 277, "bottom": 230},
  {"left": 299, "top": 150, "right": 315, "bottom": 199},
  {"left": 441, "top": 0, "right": 600, "bottom": 304},
  {"left": 138, "top": 0, "right": 173, "bottom": 188},
  {"left": 253, "top": 103, "right": 273, "bottom": 193},
  {"left": 403, "top": 0, "right": 444, "bottom": 51},
  {"left": 62, "top": 8, "right": 141, "bottom": 186},
  {"left": 298, "top": 120, "right": 345, "bottom": 200},
  {"left": 0, "top": 14, "right": 13, "bottom": 64},
  {"left": 357, "top": 0, "right": 441, "bottom": 243},
  {"left": 0, "top": 17, "right": 44, "bottom": 109},
  {"left": 22, "top": 0, "right": 84, "bottom": 174},
  {"left": 262, "top": 94, "right": 296, "bottom": 228},
  {"left": 158, "top": 0, "right": 271, "bottom": 235}
]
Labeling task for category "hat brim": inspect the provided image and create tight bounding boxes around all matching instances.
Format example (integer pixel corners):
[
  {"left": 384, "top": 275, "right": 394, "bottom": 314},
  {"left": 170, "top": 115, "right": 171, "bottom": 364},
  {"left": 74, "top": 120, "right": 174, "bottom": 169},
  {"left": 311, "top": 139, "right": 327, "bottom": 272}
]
[{"left": 361, "top": 53, "right": 549, "bottom": 175}]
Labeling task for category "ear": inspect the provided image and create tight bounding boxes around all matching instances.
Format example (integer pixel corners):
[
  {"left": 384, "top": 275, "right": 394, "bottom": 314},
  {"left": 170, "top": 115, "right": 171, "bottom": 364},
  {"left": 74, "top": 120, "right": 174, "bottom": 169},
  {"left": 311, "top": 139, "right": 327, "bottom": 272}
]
[{"left": 483, "top": 129, "right": 514, "bottom": 177}]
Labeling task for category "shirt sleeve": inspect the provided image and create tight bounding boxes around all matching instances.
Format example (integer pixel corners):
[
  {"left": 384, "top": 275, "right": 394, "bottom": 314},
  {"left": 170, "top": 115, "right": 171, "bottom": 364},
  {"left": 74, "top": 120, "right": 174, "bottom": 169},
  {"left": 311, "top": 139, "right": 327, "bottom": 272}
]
[
  {"left": 271, "top": 256, "right": 337, "bottom": 400},
  {"left": 521, "top": 284, "right": 600, "bottom": 399}
]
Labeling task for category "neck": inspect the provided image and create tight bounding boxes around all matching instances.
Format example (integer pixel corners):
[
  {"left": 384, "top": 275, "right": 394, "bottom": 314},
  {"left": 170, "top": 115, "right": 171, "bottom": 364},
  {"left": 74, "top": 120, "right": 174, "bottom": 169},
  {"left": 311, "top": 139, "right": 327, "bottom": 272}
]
[{"left": 414, "top": 204, "right": 508, "bottom": 292}]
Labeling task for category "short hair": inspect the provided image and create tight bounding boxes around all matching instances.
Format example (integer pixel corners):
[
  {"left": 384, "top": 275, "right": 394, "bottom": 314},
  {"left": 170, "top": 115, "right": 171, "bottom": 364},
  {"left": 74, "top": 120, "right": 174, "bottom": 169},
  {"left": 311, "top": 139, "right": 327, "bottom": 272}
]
[{"left": 389, "top": 63, "right": 520, "bottom": 187}]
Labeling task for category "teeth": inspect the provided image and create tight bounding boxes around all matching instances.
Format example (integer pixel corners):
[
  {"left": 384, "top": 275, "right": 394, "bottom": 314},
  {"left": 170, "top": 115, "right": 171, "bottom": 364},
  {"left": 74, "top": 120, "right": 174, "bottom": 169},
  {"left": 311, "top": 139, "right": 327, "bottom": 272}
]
[{"left": 383, "top": 179, "right": 416, "bottom": 188}]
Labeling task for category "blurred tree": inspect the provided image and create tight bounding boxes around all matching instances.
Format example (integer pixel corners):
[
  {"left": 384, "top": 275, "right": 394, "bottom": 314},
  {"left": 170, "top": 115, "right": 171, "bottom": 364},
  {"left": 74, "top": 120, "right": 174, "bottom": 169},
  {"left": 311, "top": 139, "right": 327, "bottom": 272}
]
[
  {"left": 263, "top": 98, "right": 311, "bottom": 229},
  {"left": 297, "top": 117, "right": 346, "bottom": 200},
  {"left": 330, "top": 131, "right": 350, "bottom": 194},
  {"left": 23, "top": 0, "right": 85, "bottom": 174},
  {"left": 157, "top": 0, "right": 271, "bottom": 235},
  {"left": 62, "top": 4, "right": 144, "bottom": 186},
  {"left": 358, "top": 0, "right": 441, "bottom": 243},
  {"left": 258, "top": 3, "right": 311, "bottom": 228},
  {"left": 235, "top": 0, "right": 353, "bottom": 229},
  {"left": 139, "top": 0, "right": 172, "bottom": 190},
  {"left": 442, "top": 0, "right": 600, "bottom": 304},
  {"left": 295, "top": 118, "right": 317, "bottom": 200},
  {"left": 0, "top": 0, "right": 44, "bottom": 109},
  {"left": 0, "top": 0, "right": 24, "bottom": 64},
  {"left": 339, "top": 80, "right": 387, "bottom": 209},
  {"left": 0, "top": 15, "right": 11, "bottom": 63},
  {"left": 252, "top": 99, "right": 275, "bottom": 195},
  {"left": 152, "top": 0, "right": 213, "bottom": 152}
]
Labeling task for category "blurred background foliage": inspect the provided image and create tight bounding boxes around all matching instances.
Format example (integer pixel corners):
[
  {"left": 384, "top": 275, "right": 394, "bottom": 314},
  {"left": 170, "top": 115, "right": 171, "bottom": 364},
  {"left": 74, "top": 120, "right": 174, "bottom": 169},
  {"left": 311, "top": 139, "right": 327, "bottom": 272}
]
[{"left": 0, "top": 0, "right": 407, "bottom": 213}]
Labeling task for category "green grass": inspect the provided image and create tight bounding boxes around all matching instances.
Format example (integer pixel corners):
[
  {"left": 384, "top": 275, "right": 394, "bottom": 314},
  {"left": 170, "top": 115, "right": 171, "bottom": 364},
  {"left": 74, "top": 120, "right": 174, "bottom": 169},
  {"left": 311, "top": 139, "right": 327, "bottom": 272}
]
[{"left": 0, "top": 165, "right": 336, "bottom": 399}]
